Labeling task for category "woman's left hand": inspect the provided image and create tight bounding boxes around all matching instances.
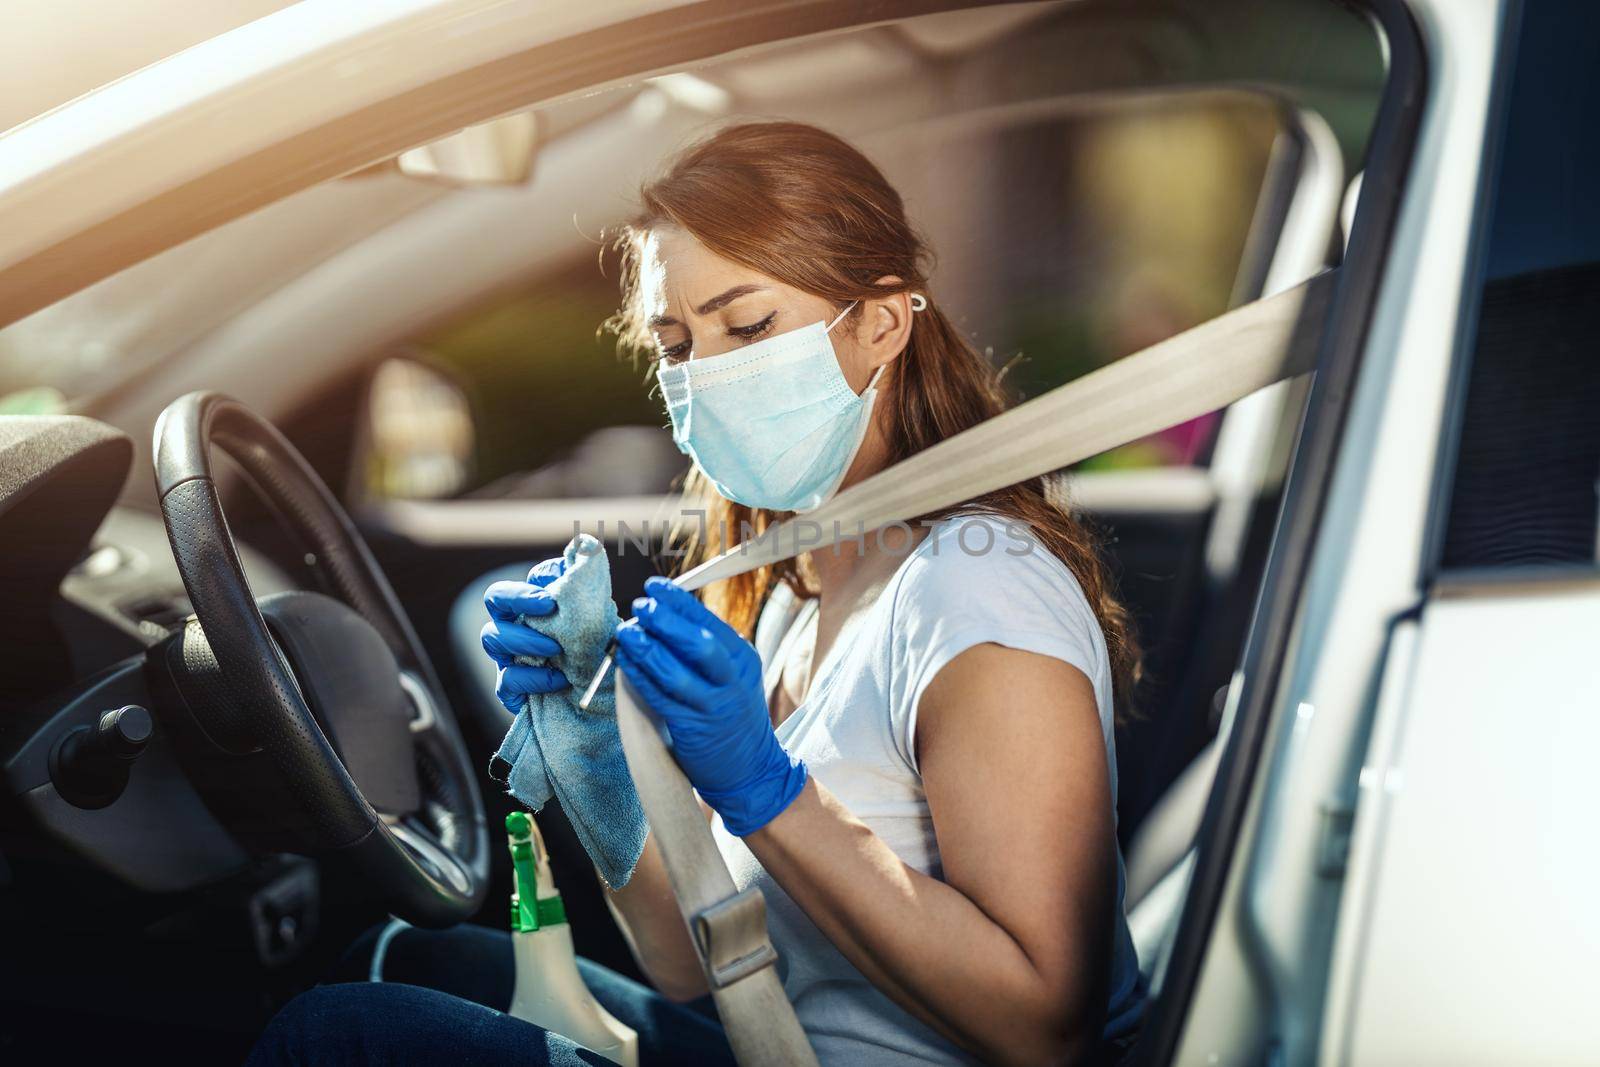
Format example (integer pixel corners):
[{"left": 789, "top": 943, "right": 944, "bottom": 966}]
[{"left": 613, "top": 577, "right": 807, "bottom": 836}]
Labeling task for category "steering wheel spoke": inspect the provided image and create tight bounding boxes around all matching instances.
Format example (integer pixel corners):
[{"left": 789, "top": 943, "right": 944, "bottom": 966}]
[
  {"left": 399, "top": 670, "right": 440, "bottom": 736},
  {"left": 382, "top": 813, "right": 475, "bottom": 896}
]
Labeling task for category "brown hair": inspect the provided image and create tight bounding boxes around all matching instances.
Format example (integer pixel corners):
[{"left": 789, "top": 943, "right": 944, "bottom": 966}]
[{"left": 604, "top": 121, "right": 1141, "bottom": 714}]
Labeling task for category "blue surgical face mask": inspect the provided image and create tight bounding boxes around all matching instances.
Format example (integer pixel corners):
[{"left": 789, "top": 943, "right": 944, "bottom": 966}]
[{"left": 655, "top": 300, "right": 881, "bottom": 513}]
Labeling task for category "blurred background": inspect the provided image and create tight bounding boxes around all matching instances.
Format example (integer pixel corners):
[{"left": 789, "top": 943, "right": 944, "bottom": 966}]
[{"left": 424, "top": 94, "right": 1283, "bottom": 498}]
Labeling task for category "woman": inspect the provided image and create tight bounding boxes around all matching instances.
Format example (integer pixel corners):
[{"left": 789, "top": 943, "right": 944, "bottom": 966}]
[{"left": 250, "top": 120, "right": 1145, "bottom": 1066}]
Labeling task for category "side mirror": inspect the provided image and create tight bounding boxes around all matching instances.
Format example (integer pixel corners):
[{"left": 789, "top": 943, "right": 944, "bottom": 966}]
[{"left": 355, "top": 354, "right": 476, "bottom": 500}]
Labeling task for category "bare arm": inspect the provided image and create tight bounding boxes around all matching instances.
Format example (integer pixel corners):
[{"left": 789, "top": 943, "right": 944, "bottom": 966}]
[
  {"left": 744, "top": 643, "right": 1115, "bottom": 1065},
  {"left": 602, "top": 826, "right": 711, "bottom": 1002}
]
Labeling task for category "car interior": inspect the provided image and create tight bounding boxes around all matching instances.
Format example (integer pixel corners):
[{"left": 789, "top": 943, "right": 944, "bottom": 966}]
[{"left": 0, "top": 1, "right": 1390, "bottom": 1057}]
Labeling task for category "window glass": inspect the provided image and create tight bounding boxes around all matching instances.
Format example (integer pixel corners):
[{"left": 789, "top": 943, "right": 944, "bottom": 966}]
[
  {"left": 1439, "top": 1, "right": 1600, "bottom": 569},
  {"left": 989, "top": 102, "right": 1279, "bottom": 470},
  {"left": 419, "top": 260, "right": 667, "bottom": 499},
  {"left": 384, "top": 96, "right": 1282, "bottom": 502}
]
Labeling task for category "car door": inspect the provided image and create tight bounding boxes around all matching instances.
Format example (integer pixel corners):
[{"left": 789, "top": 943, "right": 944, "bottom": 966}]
[
  {"left": 1158, "top": 3, "right": 1600, "bottom": 1062},
  {"left": 1323, "top": 6, "right": 1600, "bottom": 1060}
]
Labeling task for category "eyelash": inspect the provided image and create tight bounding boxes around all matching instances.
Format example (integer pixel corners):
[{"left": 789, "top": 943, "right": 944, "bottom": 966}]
[{"left": 659, "top": 311, "right": 776, "bottom": 364}]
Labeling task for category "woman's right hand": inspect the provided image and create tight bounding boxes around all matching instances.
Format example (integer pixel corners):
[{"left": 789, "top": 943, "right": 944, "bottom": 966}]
[{"left": 481, "top": 556, "right": 571, "bottom": 713}]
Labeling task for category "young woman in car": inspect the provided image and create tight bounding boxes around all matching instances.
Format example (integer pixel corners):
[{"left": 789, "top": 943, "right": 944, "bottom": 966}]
[{"left": 251, "top": 120, "right": 1146, "bottom": 1066}]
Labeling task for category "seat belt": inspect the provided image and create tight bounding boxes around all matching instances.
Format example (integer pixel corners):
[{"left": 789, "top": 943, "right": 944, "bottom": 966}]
[{"left": 605, "top": 268, "right": 1337, "bottom": 1066}]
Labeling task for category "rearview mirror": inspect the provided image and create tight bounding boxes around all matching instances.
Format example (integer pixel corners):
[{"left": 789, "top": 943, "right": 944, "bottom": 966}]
[{"left": 350, "top": 111, "right": 541, "bottom": 187}]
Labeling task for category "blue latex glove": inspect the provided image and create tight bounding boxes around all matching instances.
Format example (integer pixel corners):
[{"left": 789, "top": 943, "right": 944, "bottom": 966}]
[
  {"left": 482, "top": 555, "right": 574, "bottom": 712},
  {"left": 613, "top": 576, "right": 808, "bottom": 836},
  {"left": 479, "top": 540, "right": 643, "bottom": 888}
]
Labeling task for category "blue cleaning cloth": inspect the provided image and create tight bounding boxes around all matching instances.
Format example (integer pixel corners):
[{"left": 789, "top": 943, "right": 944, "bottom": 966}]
[{"left": 490, "top": 534, "right": 647, "bottom": 888}]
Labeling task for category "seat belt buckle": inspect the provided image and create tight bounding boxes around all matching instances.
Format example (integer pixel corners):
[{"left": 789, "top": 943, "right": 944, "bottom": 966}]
[{"left": 692, "top": 887, "right": 779, "bottom": 990}]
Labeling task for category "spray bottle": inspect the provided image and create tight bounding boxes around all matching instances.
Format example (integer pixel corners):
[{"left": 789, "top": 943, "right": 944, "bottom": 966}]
[{"left": 504, "top": 811, "right": 638, "bottom": 1066}]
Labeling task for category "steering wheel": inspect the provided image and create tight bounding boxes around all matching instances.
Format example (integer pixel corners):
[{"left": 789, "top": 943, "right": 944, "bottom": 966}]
[{"left": 152, "top": 392, "right": 488, "bottom": 926}]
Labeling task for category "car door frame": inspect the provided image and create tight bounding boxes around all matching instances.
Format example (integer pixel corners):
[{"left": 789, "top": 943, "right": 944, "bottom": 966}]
[{"left": 1138, "top": 0, "right": 1525, "bottom": 1063}]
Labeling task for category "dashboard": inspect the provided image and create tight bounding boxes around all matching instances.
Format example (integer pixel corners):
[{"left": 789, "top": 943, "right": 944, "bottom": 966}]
[
  {"left": 0, "top": 409, "right": 499, "bottom": 1052},
  {"left": 0, "top": 415, "right": 293, "bottom": 700},
  {"left": 61, "top": 504, "right": 293, "bottom": 654},
  {"left": 0, "top": 415, "right": 294, "bottom": 895}
]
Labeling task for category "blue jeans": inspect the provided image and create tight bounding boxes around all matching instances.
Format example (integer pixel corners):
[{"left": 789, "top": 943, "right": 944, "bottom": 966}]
[{"left": 246, "top": 924, "right": 736, "bottom": 1066}]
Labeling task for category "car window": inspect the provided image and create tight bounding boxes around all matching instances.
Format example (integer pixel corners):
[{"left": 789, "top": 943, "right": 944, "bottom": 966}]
[
  {"left": 1438, "top": 1, "right": 1600, "bottom": 571},
  {"left": 410, "top": 258, "right": 670, "bottom": 501},
  {"left": 359, "top": 96, "right": 1285, "bottom": 503}
]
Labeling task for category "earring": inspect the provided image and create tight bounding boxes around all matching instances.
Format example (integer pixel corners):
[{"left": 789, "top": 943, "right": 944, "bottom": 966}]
[{"left": 909, "top": 293, "right": 928, "bottom": 312}]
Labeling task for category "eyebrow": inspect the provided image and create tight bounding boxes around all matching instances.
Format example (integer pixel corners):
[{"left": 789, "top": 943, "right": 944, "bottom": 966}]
[{"left": 647, "top": 284, "right": 770, "bottom": 329}]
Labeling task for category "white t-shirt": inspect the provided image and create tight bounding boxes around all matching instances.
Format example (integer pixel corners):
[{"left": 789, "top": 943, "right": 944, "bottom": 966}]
[{"left": 710, "top": 514, "right": 1146, "bottom": 1065}]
